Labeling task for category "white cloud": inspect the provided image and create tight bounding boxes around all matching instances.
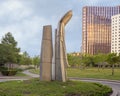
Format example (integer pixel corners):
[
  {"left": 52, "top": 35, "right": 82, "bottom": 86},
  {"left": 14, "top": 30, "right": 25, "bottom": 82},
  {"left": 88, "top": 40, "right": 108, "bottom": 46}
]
[
  {"left": 0, "top": 0, "right": 120, "bottom": 56},
  {"left": 0, "top": 0, "right": 32, "bottom": 22}
]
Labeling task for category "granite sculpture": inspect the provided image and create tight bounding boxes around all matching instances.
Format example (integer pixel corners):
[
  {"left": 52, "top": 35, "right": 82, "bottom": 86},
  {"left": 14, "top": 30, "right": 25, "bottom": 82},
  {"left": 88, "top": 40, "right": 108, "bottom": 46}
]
[
  {"left": 40, "top": 10, "right": 72, "bottom": 82},
  {"left": 54, "top": 10, "right": 72, "bottom": 82}
]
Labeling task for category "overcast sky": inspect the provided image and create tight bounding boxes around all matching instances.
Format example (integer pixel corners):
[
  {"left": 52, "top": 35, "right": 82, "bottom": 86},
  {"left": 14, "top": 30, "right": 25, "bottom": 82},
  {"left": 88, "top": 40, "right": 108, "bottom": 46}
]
[{"left": 0, "top": 0, "right": 120, "bottom": 57}]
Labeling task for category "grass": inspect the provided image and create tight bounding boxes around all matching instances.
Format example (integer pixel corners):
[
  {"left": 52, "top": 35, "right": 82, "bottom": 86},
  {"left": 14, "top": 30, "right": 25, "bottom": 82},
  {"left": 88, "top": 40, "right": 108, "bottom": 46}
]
[
  {"left": 29, "top": 67, "right": 120, "bottom": 80},
  {"left": 15, "top": 72, "right": 28, "bottom": 77},
  {"left": 0, "top": 78, "right": 112, "bottom": 96},
  {"left": 67, "top": 67, "right": 120, "bottom": 80}
]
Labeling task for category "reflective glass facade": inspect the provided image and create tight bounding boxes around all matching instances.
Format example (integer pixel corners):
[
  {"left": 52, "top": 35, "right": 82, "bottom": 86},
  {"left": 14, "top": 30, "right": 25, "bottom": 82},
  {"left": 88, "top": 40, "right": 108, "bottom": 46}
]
[{"left": 82, "top": 6, "right": 120, "bottom": 55}]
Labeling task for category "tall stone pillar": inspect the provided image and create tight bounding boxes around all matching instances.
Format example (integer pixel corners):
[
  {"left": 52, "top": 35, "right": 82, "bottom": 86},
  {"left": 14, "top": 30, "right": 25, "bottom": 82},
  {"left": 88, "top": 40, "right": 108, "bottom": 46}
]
[
  {"left": 40, "top": 25, "right": 53, "bottom": 81},
  {"left": 51, "top": 29, "right": 57, "bottom": 80}
]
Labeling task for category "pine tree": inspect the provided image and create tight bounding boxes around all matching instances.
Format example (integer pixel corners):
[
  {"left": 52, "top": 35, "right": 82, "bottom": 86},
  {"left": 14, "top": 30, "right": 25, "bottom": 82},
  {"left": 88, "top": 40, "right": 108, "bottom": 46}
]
[{"left": 0, "top": 32, "right": 20, "bottom": 66}]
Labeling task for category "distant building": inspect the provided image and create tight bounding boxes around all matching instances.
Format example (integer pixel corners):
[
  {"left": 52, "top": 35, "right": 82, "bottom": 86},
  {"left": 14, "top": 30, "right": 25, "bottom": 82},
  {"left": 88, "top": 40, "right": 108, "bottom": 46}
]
[
  {"left": 82, "top": 6, "right": 120, "bottom": 55},
  {"left": 111, "top": 14, "right": 120, "bottom": 55},
  {"left": 69, "top": 52, "right": 81, "bottom": 56}
]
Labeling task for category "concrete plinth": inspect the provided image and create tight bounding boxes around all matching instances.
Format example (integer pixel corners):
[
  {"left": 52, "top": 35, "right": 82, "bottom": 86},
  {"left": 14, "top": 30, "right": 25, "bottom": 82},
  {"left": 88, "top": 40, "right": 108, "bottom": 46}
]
[{"left": 40, "top": 25, "right": 53, "bottom": 81}]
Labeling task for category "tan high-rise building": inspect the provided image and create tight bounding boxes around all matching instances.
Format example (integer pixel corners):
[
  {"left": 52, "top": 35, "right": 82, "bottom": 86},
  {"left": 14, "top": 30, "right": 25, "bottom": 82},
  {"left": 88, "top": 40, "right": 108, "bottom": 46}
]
[
  {"left": 111, "top": 14, "right": 120, "bottom": 55},
  {"left": 82, "top": 6, "right": 120, "bottom": 55}
]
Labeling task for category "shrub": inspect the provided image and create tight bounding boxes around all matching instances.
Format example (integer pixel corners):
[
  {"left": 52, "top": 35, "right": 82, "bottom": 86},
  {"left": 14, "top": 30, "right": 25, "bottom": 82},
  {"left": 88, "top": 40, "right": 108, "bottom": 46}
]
[
  {"left": 0, "top": 66, "right": 7, "bottom": 71},
  {"left": 1, "top": 69, "right": 17, "bottom": 76}
]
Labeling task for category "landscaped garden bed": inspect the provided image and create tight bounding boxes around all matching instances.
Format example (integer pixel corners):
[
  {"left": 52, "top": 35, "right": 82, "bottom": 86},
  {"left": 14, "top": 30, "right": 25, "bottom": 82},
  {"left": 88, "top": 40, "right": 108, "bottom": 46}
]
[{"left": 0, "top": 78, "right": 112, "bottom": 96}]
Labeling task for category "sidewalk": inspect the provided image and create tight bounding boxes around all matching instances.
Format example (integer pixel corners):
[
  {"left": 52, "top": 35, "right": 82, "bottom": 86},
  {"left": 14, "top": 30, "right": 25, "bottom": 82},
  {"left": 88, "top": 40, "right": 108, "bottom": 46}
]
[
  {"left": 0, "top": 76, "right": 31, "bottom": 79},
  {"left": 69, "top": 77, "right": 120, "bottom": 83},
  {"left": 22, "top": 70, "right": 39, "bottom": 78}
]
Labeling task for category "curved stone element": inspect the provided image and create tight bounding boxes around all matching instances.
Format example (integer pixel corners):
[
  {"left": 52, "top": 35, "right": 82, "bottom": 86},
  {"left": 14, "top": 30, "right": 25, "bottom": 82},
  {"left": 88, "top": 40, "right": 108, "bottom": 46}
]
[
  {"left": 59, "top": 10, "right": 72, "bottom": 26},
  {"left": 54, "top": 10, "right": 72, "bottom": 82}
]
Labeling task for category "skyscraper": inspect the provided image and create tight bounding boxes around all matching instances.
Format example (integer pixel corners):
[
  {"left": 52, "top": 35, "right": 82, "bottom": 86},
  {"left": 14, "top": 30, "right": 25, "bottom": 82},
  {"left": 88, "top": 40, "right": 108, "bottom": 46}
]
[
  {"left": 82, "top": 6, "right": 120, "bottom": 55},
  {"left": 111, "top": 14, "right": 120, "bottom": 55}
]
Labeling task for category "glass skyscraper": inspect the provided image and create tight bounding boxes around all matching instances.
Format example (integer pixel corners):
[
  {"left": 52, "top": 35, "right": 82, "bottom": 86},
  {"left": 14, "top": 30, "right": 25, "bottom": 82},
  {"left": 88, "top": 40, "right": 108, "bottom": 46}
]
[{"left": 82, "top": 6, "right": 120, "bottom": 55}]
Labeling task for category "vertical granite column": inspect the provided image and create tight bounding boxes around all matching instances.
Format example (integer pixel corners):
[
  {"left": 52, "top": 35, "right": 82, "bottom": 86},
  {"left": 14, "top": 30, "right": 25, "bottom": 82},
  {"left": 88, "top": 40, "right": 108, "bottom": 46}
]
[
  {"left": 55, "top": 24, "right": 66, "bottom": 82},
  {"left": 40, "top": 25, "right": 53, "bottom": 81},
  {"left": 52, "top": 29, "right": 57, "bottom": 80}
]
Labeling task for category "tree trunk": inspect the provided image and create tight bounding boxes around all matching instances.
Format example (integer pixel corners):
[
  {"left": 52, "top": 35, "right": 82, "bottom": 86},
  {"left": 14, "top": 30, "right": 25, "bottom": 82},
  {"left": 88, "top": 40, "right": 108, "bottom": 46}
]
[
  {"left": 102, "top": 62, "right": 105, "bottom": 70},
  {"left": 98, "top": 64, "right": 100, "bottom": 72},
  {"left": 112, "top": 64, "right": 114, "bottom": 76}
]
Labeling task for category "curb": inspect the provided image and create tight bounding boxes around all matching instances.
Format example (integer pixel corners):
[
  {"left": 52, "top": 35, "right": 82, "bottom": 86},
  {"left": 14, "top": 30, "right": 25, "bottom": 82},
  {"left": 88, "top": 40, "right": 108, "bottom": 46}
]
[
  {"left": 0, "top": 76, "right": 31, "bottom": 79},
  {"left": 68, "top": 77, "right": 120, "bottom": 83}
]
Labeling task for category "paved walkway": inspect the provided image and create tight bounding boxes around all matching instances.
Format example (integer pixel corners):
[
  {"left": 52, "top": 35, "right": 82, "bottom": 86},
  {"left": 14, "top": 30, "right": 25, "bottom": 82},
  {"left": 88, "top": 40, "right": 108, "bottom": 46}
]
[
  {"left": 22, "top": 70, "right": 39, "bottom": 78},
  {"left": 69, "top": 77, "right": 120, "bottom": 96}
]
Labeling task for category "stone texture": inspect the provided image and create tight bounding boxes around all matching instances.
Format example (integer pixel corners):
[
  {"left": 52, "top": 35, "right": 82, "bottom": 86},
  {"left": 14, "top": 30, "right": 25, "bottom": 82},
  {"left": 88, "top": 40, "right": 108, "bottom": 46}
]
[
  {"left": 54, "top": 10, "right": 72, "bottom": 82},
  {"left": 40, "top": 25, "right": 53, "bottom": 81},
  {"left": 40, "top": 10, "right": 72, "bottom": 82},
  {"left": 51, "top": 29, "right": 57, "bottom": 80}
]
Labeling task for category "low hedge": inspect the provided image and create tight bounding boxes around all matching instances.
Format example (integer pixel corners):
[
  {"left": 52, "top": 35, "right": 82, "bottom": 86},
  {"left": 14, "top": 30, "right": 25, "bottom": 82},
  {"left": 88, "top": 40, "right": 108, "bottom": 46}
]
[
  {"left": 1, "top": 70, "right": 17, "bottom": 76},
  {"left": 0, "top": 66, "right": 7, "bottom": 71}
]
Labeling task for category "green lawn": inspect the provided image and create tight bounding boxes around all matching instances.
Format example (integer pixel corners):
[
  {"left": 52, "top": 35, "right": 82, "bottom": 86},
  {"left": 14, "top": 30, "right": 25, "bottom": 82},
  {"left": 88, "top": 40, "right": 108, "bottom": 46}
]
[
  {"left": 0, "top": 78, "right": 112, "bottom": 96},
  {"left": 15, "top": 72, "right": 28, "bottom": 77},
  {"left": 29, "top": 67, "right": 120, "bottom": 80},
  {"left": 67, "top": 68, "right": 120, "bottom": 80}
]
